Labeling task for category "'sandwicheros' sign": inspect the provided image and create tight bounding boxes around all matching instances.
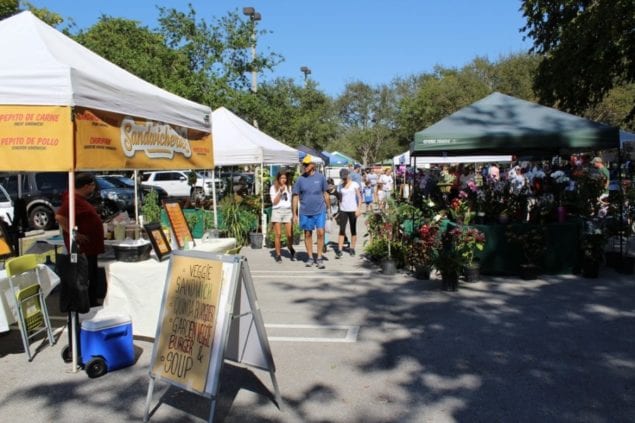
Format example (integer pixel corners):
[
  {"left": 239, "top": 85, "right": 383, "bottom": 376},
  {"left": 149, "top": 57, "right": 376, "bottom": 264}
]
[{"left": 74, "top": 108, "right": 213, "bottom": 170}]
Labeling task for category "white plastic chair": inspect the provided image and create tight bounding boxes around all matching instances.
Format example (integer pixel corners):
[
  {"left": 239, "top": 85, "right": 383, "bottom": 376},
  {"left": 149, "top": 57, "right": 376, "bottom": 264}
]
[{"left": 5, "top": 254, "right": 56, "bottom": 361}]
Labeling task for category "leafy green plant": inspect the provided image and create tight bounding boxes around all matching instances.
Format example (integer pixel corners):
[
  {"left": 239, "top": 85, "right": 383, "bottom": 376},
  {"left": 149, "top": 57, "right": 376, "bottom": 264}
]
[
  {"left": 363, "top": 237, "right": 408, "bottom": 268},
  {"left": 141, "top": 189, "right": 161, "bottom": 224},
  {"left": 219, "top": 196, "right": 257, "bottom": 246},
  {"left": 203, "top": 209, "right": 216, "bottom": 230},
  {"left": 185, "top": 210, "right": 200, "bottom": 229}
]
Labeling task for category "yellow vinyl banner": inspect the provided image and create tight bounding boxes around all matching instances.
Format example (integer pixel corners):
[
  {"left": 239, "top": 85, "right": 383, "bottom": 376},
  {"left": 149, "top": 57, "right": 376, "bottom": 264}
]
[
  {"left": 0, "top": 106, "right": 74, "bottom": 171},
  {"left": 75, "top": 108, "right": 213, "bottom": 170}
]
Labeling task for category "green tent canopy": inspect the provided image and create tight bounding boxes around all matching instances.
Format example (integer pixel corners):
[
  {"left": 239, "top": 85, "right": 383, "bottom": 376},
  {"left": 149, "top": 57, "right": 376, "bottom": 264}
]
[{"left": 411, "top": 92, "right": 619, "bottom": 157}]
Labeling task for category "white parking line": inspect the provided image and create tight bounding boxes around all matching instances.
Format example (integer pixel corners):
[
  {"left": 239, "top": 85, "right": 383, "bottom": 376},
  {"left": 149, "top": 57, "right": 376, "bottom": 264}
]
[{"left": 265, "top": 323, "right": 360, "bottom": 343}]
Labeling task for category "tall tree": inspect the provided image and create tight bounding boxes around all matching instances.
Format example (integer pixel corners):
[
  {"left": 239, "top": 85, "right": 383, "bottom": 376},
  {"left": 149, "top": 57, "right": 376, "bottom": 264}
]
[
  {"left": 156, "top": 5, "right": 282, "bottom": 108},
  {"left": 74, "top": 17, "right": 195, "bottom": 99},
  {"left": 521, "top": 0, "right": 635, "bottom": 120},
  {"left": 0, "top": 0, "right": 66, "bottom": 27},
  {"left": 335, "top": 82, "right": 400, "bottom": 165},
  {"left": 248, "top": 78, "right": 336, "bottom": 150}
]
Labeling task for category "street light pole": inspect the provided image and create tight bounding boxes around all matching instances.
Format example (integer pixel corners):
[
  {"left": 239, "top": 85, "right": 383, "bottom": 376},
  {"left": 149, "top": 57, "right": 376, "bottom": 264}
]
[
  {"left": 243, "top": 6, "right": 264, "bottom": 238},
  {"left": 300, "top": 66, "right": 311, "bottom": 87},
  {"left": 243, "top": 7, "right": 261, "bottom": 98}
]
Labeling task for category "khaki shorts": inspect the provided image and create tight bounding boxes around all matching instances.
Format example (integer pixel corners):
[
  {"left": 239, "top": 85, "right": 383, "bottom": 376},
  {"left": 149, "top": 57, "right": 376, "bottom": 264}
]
[{"left": 271, "top": 208, "right": 293, "bottom": 223}]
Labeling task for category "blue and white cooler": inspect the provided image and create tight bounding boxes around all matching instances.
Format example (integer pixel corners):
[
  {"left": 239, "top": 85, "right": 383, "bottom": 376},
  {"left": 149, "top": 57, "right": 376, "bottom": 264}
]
[{"left": 80, "top": 313, "right": 134, "bottom": 378}]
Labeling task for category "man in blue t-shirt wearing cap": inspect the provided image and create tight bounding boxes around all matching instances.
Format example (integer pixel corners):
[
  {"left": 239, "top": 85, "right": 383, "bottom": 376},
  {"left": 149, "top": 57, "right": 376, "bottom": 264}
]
[{"left": 293, "top": 154, "right": 330, "bottom": 268}]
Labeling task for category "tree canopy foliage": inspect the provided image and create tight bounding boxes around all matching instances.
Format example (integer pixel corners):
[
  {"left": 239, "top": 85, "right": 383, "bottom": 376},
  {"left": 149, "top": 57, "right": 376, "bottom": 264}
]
[{"left": 521, "top": 0, "right": 635, "bottom": 123}]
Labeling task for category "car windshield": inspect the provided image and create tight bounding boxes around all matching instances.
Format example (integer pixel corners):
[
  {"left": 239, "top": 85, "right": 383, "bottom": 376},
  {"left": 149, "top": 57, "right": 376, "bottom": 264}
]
[
  {"left": 117, "top": 178, "right": 134, "bottom": 187},
  {"left": 103, "top": 176, "right": 134, "bottom": 188},
  {"left": 96, "top": 178, "right": 116, "bottom": 189}
]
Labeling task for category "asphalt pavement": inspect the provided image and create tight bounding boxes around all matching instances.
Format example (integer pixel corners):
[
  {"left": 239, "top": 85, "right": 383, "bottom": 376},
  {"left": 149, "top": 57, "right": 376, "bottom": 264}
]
[{"left": 1, "top": 216, "right": 634, "bottom": 422}]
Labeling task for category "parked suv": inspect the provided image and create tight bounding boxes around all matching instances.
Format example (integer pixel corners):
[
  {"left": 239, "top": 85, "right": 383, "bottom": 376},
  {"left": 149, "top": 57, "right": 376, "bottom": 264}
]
[
  {"left": 0, "top": 172, "right": 68, "bottom": 230},
  {"left": 97, "top": 174, "right": 168, "bottom": 205},
  {"left": 0, "top": 172, "right": 126, "bottom": 230},
  {"left": 141, "top": 170, "right": 213, "bottom": 199}
]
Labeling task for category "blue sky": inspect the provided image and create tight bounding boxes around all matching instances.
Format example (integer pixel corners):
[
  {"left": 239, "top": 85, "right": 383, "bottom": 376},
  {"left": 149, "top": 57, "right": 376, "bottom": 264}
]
[{"left": 31, "top": 1, "right": 532, "bottom": 96}]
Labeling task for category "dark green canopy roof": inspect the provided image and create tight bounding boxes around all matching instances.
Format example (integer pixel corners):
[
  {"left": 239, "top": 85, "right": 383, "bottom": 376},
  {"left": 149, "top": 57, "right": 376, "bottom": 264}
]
[{"left": 411, "top": 92, "right": 619, "bottom": 157}]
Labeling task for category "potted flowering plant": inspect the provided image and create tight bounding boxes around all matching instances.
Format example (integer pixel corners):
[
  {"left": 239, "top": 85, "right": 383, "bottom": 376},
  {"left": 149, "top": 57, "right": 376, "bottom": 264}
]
[
  {"left": 580, "top": 218, "right": 606, "bottom": 278},
  {"left": 506, "top": 226, "right": 546, "bottom": 279},
  {"left": 549, "top": 170, "right": 570, "bottom": 222},
  {"left": 407, "top": 221, "right": 442, "bottom": 279},
  {"left": 450, "top": 226, "right": 486, "bottom": 282},
  {"left": 448, "top": 193, "right": 474, "bottom": 225},
  {"left": 433, "top": 228, "right": 463, "bottom": 291}
]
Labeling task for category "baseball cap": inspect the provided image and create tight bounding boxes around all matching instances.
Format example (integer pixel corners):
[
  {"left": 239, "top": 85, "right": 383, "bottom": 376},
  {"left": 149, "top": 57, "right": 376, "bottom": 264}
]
[
  {"left": 339, "top": 168, "right": 349, "bottom": 178},
  {"left": 302, "top": 154, "right": 313, "bottom": 165},
  {"left": 354, "top": 163, "right": 362, "bottom": 169},
  {"left": 591, "top": 157, "right": 603, "bottom": 164}
]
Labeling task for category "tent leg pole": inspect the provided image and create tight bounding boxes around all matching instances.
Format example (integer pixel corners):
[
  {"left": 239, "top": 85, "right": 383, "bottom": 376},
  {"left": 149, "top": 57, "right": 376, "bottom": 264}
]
[
  {"left": 212, "top": 170, "right": 218, "bottom": 229},
  {"left": 134, "top": 170, "right": 139, "bottom": 224},
  {"left": 261, "top": 161, "right": 266, "bottom": 241}
]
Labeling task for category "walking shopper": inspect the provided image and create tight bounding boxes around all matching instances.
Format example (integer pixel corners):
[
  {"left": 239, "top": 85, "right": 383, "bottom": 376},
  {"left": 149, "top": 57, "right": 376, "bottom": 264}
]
[
  {"left": 293, "top": 155, "right": 330, "bottom": 268},
  {"left": 362, "top": 180, "right": 374, "bottom": 213},
  {"left": 55, "top": 173, "right": 105, "bottom": 307},
  {"left": 325, "top": 177, "right": 340, "bottom": 253},
  {"left": 379, "top": 168, "right": 394, "bottom": 200},
  {"left": 335, "top": 169, "right": 362, "bottom": 258},
  {"left": 375, "top": 182, "right": 387, "bottom": 210},
  {"left": 269, "top": 171, "right": 295, "bottom": 262}
]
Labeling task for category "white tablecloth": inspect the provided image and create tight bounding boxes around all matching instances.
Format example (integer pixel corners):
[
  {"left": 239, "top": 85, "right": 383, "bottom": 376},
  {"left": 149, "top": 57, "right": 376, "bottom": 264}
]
[
  {"left": 102, "top": 238, "right": 236, "bottom": 338},
  {"left": 0, "top": 265, "right": 61, "bottom": 333}
]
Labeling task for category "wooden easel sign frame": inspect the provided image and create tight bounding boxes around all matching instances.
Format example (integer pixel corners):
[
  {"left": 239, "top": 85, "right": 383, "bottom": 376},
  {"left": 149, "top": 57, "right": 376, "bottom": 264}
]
[
  {"left": 144, "top": 251, "right": 280, "bottom": 422},
  {"left": 143, "top": 223, "right": 171, "bottom": 261},
  {"left": 163, "top": 201, "right": 195, "bottom": 250}
]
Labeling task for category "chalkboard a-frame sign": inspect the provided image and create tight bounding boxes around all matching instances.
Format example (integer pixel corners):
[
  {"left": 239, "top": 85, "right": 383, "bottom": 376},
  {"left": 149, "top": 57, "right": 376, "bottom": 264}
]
[{"left": 143, "top": 251, "right": 281, "bottom": 422}]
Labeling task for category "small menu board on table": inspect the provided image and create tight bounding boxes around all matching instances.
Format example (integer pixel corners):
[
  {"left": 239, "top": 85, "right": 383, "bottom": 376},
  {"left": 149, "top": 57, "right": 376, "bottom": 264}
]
[{"left": 164, "top": 202, "right": 195, "bottom": 250}]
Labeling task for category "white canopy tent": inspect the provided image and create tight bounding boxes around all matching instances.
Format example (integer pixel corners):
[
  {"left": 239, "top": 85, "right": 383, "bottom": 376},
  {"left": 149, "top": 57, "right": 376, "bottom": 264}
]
[
  {"left": 393, "top": 150, "right": 512, "bottom": 166},
  {"left": 213, "top": 107, "right": 298, "bottom": 166},
  {"left": 0, "top": 11, "right": 214, "bottom": 221},
  {"left": 211, "top": 107, "right": 299, "bottom": 231},
  {"left": 0, "top": 12, "right": 214, "bottom": 371},
  {"left": 0, "top": 11, "right": 210, "bottom": 132}
]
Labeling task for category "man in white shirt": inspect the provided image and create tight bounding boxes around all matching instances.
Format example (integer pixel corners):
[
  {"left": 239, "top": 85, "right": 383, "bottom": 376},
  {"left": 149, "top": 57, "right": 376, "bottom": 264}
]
[{"left": 379, "top": 168, "right": 394, "bottom": 200}]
